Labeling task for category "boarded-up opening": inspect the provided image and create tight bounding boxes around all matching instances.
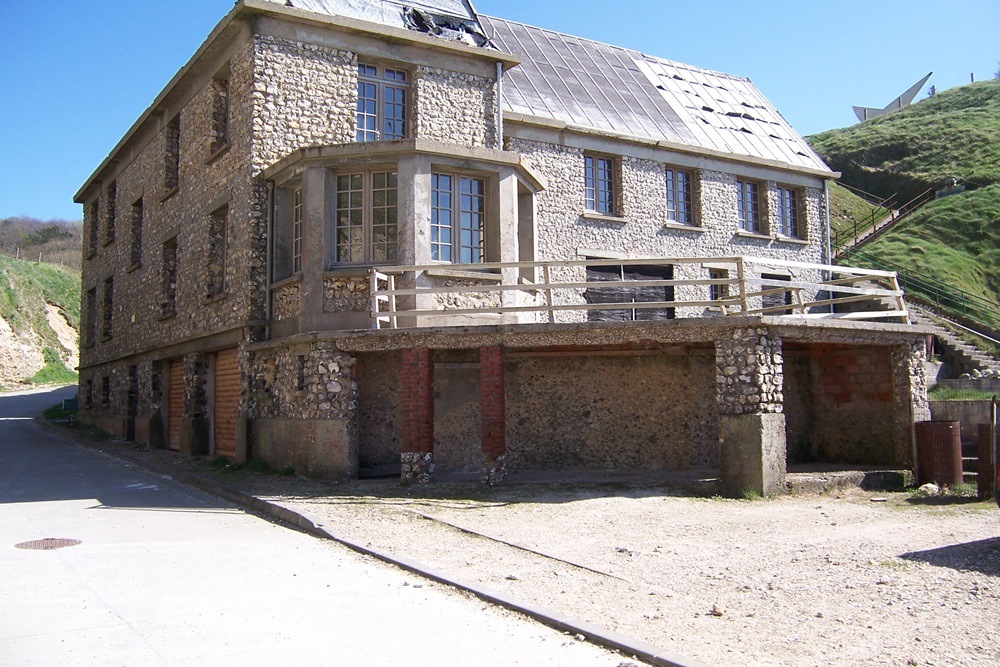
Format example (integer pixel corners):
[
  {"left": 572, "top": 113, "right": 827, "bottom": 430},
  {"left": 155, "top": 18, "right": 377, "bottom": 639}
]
[
  {"left": 213, "top": 348, "right": 240, "bottom": 458},
  {"left": 584, "top": 264, "right": 675, "bottom": 321},
  {"left": 760, "top": 273, "right": 792, "bottom": 315},
  {"left": 167, "top": 359, "right": 183, "bottom": 451}
]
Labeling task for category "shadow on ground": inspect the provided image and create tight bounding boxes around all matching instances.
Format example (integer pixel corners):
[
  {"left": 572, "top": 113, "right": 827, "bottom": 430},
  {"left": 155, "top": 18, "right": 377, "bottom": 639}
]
[{"left": 900, "top": 537, "right": 1000, "bottom": 576}]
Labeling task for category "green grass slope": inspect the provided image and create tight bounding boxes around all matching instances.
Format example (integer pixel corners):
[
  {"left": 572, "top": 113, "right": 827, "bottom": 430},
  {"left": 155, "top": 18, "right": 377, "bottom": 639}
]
[
  {"left": 0, "top": 254, "right": 81, "bottom": 385},
  {"left": 809, "top": 79, "right": 1000, "bottom": 203},
  {"left": 828, "top": 182, "right": 891, "bottom": 237},
  {"left": 858, "top": 184, "right": 1000, "bottom": 305}
]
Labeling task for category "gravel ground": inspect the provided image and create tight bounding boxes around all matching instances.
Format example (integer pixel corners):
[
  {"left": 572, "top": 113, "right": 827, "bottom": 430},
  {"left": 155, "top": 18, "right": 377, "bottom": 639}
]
[{"left": 77, "top": 439, "right": 998, "bottom": 667}]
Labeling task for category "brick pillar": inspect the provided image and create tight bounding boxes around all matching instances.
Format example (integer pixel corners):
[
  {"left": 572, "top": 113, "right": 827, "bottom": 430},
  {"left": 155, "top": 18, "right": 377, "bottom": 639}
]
[
  {"left": 401, "top": 347, "right": 434, "bottom": 483},
  {"left": 716, "top": 326, "right": 786, "bottom": 496},
  {"left": 480, "top": 346, "right": 507, "bottom": 485}
]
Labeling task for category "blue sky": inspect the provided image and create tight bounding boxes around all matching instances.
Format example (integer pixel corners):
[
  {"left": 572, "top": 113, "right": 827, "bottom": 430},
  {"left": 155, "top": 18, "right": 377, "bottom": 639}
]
[{"left": 2, "top": 0, "right": 997, "bottom": 221}]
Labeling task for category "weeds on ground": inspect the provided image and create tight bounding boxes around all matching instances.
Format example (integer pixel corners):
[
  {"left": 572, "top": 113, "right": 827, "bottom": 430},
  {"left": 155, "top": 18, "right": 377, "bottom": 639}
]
[
  {"left": 928, "top": 385, "right": 1000, "bottom": 401},
  {"left": 207, "top": 456, "right": 295, "bottom": 476}
]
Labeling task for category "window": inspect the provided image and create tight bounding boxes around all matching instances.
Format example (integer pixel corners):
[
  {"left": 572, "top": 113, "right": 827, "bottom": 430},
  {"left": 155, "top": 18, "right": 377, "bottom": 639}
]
[
  {"left": 737, "top": 180, "right": 760, "bottom": 233},
  {"left": 291, "top": 187, "right": 303, "bottom": 273},
  {"left": 84, "top": 287, "right": 97, "bottom": 347},
  {"left": 296, "top": 355, "right": 307, "bottom": 392},
  {"left": 164, "top": 115, "right": 180, "bottom": 192},
  {"left": 356, "top": 64, "right": 408, "bottom": 142},
  {"left": 207, "top": 206, "right": 227, "bottom": 298},
  {"left": 87, "top": 200, "right": 99, "bottom": 256},
  {"left": 776, "top": 186, "right": 800, "bottom": 237},
  {"left": 431, "top": 173, "right": 486, "bottom": 263},
  {"left": 130, "top": 198, "right": 143, "bottom": 267},
  {"left": 666, "top": 168, "right": 693, "bottom": 224},
  {"left": 709, "top": 269, "right": 729, "bottom": 301},
  {"left": 334, "top": 170, "right": 398, "bottom": 264},
  {"left": 83, "top": 378, "right": 93, "bottom": 409},
  {"left": 100, "top": 376, "right": 110, "bottom": 409},
  {"left": 161, "top": 237, "right": 178, "bottom": 316},
  {"left": 210, "top": 76, "right": 230, "bottom": 154},
  {"left": 584, "top": 154, "right": 616, "bottom": 215},
  {"left": 101, "top": 276, "right": 114, "bottom": 340},
  {"left": 583, "top": 264, "right": 675, "bottom": 321},
  {"left": 104, "top": 181, "right": 116, "bottom": 245}
]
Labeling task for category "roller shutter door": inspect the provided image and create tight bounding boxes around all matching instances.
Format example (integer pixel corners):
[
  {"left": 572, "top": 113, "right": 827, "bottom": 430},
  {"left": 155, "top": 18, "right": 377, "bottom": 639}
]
[
  {"left": 213, "top": 348, "right": 240, "bottom": 458},
  {"left": 167, "top": 359, "right": 184, "bottom": 451}
]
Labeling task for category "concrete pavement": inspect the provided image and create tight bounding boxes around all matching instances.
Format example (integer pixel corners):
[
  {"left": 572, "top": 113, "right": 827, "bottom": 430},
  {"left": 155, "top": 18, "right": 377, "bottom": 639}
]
[{"left": 1, "top": 386, "right": 640, "bottom": 666}]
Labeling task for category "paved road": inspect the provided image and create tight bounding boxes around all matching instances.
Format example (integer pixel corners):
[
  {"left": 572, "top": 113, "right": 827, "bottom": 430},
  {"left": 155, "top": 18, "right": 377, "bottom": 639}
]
[{"left": 0, "top": 386, "right": 634, "bottom": 666}]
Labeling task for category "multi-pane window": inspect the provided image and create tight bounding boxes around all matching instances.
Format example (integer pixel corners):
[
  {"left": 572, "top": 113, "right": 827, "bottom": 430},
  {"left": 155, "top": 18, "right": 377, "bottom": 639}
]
[
  {"left": 709, "top": 269, "right": 730, "bottom": 301},
  {"left": 431, "top": 173, "right": 486, "bottom": 263},
  {"left": 666, "top": 168, "right": 692, "bottom": 224},
  {"left": 291, "top": 187, "right": 303, "bottom": 273},
  {"left": 129, "top": 198, "right": 143, "bottom": 267},
  {"left": 584, "top": 154, "right": 615, "bottom": 214},
  {"left": 356, "top": 64, "right": 407, "bottom": 142},
  {"left": 334, "top": 171, "right": 398, "bottom": 264},
  {"left": 776, "top": 186, "right": 800, "bottom": 237},
  {"left": 737, "top": 179, "right": 760, "bottom": 233}
]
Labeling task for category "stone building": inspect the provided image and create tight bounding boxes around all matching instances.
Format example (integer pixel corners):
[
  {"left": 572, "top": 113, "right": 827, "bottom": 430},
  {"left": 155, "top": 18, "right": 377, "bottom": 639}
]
[{"left": 75, "top": 0, "right": 929, "bottom": 495}]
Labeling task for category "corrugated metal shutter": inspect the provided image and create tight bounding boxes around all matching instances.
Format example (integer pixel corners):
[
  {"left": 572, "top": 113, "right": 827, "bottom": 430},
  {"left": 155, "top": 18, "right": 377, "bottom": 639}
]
[
  {"left": 213, "top": 348, "right": 240, "bottom": 458},
  {"left": 167, "top": 359, "right": 184, "bottom": 451}
]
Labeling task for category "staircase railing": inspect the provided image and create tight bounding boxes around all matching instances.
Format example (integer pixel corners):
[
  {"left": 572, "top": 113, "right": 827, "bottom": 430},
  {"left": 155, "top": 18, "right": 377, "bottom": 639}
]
[
  {"left": 833, "top": 187, "right": 934, "bottom": 253},
  {"left": 838, "top": 248, "right": 1000, "bottom": 332}
]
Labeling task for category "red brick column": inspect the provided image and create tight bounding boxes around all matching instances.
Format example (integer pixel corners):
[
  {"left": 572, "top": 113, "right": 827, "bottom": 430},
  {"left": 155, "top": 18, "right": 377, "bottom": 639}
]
[
  {"left": 401, "top": 347, "right": 434, "bottom": 483},
  {"left": 480, "top": 345, "right": 507, "bottom": 485}
]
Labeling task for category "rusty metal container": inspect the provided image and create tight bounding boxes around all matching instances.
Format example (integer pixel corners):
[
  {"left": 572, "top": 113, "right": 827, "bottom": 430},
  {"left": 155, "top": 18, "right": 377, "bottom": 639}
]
[
  {"left": 914, "top": 421, "right": 963, "bottom": 487},
  {"left": 977, "top": 424, "right": 998, "bottom": 501}
]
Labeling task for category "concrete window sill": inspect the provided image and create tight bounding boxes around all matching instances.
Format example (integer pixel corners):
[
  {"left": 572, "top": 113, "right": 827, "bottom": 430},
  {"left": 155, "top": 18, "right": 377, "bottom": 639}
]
[
  {"left": 203, "top": 292, "right": 228, "bottom": 306},
  {"left": 125, "top": 261, "right": 142, "bottom": 273},
  {"left": 734, "top": 230, "right": 772, "bottom": 241},
  {"left": 206, "top": 143, "right": 231, "bottom": 165},
  {"left": 160, "top": 187, "right": 179, "bottom": 204},
  {"left": 580, "top": 211, "right": 628, "bottom": 224},
  {"left": 662, "top": 221, "right": 705, "bottom": 233},
  {"left": 425, "top": 267, "right": 503, "bottom": 282},
  {"left": 773, "top": 235, "right": 809, "bottom": 245}
]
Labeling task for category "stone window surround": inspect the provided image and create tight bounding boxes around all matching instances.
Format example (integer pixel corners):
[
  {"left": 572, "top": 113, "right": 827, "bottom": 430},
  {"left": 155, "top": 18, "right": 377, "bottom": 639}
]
[
  {"left": 86, "top": 199, "right": 99, "bottom": 258},
  {"left": 128, "top": 197, "right": 144, "bottom": 272},
  {"left": 208, "top": 65, "right": 231, "bottom": 161}
]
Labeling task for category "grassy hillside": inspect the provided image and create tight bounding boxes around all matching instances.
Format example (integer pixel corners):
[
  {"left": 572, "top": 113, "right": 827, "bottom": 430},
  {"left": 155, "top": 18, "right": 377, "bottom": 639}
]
[
  {"left": 0, "top": 254, "right": 80, "bottom": 386},
  {"left": 858, "top": 184, "right": 1000, "bottom": 304},
  {"left": 828, "top": 182, "right": 890, "bottom": 237},
  {"left": 809, "top": 79, "right": 1000, "bottom": 203}
]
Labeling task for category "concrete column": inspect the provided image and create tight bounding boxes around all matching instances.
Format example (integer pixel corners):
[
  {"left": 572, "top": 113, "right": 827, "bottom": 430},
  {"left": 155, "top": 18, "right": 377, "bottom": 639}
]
[
  {"left": 892, "top": 340, "right": 930, "bottom": 470},
  {"left": 480, "top": 345, "right": 507, "bottom": 485},
  {"left": 299, "top": 166, "right": 327, "bottom": 318},
  {"left": 401, "top": 347, "right": 434, "bottom": 483},
  {"left": 716, "top": 326, "right": 786, "bottom": 496}
]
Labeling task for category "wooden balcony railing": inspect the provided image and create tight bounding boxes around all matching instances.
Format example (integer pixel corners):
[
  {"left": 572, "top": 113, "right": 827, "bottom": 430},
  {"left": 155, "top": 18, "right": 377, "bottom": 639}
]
[{"left": 368, "top": 256, "right": 908, "bottom": 330}]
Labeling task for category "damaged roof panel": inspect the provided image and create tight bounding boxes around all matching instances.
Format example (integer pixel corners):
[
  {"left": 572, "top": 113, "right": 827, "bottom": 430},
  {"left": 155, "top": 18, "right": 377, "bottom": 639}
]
[
  {"left": 261, "top": 2, "right": 829, "bottom": 172},
  {"left": 482, "top": 15, "right": 830, "bottom": 173}
]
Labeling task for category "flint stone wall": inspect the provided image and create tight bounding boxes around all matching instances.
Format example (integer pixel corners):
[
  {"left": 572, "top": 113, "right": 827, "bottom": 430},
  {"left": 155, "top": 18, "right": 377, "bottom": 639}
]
[{"left": 716, "top": 327, "right": 783, "bottom": 415}]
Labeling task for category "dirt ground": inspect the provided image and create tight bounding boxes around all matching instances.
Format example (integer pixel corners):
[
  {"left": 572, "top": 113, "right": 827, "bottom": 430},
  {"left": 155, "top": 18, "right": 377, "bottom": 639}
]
[{"left": 77, "top": 438, "right": 998, "bottom": 667}]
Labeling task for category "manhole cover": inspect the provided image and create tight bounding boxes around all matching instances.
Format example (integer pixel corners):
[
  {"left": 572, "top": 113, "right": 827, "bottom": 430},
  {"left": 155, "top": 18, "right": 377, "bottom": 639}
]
[{"left": 15, "top": 538, "right": 81, "bottom": 551}]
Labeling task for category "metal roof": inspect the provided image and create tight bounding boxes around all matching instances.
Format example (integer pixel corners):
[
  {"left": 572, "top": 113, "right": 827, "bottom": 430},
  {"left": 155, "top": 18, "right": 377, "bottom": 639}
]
[
  {"left": 271, "top": 0, "right": 489, "bottom": 45},
  {"left": 482, "top": 16, "right": 830, "bottom": 173}
]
